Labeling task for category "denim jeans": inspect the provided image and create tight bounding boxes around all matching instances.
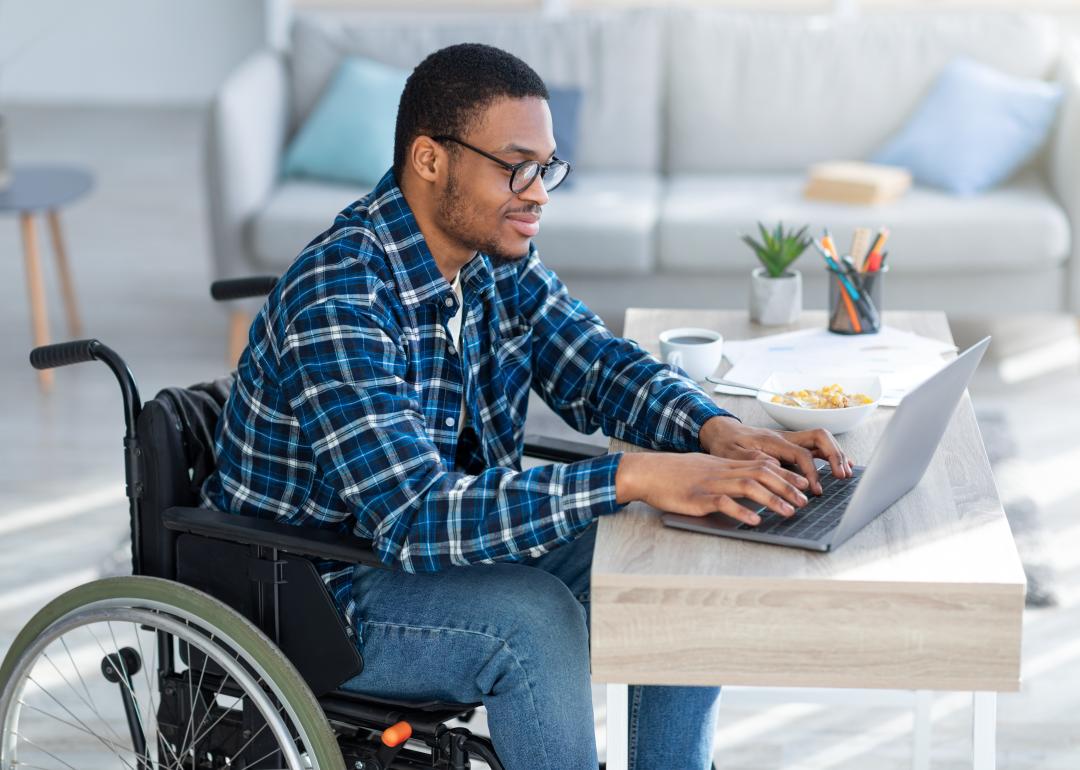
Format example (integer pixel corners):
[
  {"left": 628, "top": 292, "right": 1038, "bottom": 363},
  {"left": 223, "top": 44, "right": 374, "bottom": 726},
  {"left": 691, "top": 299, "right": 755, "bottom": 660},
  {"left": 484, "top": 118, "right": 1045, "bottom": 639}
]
[{"left": 340, "top": 521, "right": 721, "bottom": 769}]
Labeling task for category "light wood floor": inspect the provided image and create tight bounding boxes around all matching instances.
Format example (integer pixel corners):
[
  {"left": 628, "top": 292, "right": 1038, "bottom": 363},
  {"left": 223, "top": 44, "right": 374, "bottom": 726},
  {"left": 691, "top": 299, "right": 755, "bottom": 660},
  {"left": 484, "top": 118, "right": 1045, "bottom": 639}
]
[{"left": 0, "top": 104, "right": 1076, "bottom": 768}]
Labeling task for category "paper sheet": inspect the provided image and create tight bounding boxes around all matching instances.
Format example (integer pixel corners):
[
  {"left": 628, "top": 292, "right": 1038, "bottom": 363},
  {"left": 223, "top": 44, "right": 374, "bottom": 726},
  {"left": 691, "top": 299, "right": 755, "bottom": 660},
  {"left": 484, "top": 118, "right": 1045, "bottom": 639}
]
[{"left": 714, "top": 326, "right": 957, "bottom": 407}]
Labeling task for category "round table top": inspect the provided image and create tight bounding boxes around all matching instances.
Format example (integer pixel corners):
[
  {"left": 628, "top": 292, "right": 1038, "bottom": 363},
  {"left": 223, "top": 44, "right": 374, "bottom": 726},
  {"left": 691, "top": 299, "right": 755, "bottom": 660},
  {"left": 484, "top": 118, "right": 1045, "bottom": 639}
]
[{"left": 0, "top": 164, "right": 95, "bottom": 214}]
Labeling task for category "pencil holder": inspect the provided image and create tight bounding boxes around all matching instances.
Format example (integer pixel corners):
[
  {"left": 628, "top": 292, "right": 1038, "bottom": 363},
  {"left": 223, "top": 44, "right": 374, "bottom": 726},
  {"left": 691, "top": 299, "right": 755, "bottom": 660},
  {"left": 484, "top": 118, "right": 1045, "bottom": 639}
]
[{"left": 828, "top": 265, "right": 887, "bottom": 335}]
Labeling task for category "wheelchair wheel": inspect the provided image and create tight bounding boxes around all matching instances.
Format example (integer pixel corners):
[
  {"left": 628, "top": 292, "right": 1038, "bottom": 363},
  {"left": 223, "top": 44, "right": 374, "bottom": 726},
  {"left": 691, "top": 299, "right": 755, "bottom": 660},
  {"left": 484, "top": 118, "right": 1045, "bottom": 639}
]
[{"left": 0, "top": 576, "right": 344, "bottom": 769}]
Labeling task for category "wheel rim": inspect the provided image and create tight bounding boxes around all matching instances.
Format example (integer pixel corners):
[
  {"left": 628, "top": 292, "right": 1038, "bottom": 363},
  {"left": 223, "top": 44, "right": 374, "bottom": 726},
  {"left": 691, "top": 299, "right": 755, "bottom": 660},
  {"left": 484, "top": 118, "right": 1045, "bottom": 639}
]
[{"left": 1, "top": 598, "right": 319, "bottom": 769}]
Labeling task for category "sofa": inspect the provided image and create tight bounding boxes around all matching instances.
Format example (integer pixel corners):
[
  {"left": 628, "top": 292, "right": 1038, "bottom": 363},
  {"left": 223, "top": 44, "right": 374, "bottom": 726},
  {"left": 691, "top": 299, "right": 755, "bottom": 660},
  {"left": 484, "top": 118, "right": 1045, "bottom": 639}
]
[{"left": 205, "top": 8, "right": 1080, "bottom": 343}]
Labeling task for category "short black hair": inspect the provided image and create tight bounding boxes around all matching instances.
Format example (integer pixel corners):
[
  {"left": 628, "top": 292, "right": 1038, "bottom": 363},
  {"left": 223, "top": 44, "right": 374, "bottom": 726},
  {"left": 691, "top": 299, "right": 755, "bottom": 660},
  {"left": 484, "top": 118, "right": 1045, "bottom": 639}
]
[{"left": 393, "top": 43, "right": 549, "bottom": 180}]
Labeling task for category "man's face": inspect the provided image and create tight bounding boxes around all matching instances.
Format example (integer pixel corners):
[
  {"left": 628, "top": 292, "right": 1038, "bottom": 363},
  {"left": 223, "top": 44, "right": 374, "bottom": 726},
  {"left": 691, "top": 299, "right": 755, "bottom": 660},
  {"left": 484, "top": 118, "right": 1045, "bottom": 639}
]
[{"left": 435, "top": 96, "right": 556, "bottom": 264}]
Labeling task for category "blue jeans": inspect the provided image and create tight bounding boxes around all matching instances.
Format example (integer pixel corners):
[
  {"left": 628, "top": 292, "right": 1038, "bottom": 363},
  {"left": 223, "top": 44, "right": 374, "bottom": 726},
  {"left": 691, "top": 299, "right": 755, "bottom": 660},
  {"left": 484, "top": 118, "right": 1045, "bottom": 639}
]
[{"left": 340, "top": 521, "right": 721, "bottom": 770}]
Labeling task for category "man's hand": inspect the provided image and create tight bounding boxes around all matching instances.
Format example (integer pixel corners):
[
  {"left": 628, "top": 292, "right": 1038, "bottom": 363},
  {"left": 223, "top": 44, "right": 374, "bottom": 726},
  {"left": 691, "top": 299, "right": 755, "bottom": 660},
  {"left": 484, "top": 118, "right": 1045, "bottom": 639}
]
[
  {"left": 615, "top": 452, "right": 811, "bottom": 526},
  {"left": 697, "top": 416, "right": 852, "bottom": 495}
]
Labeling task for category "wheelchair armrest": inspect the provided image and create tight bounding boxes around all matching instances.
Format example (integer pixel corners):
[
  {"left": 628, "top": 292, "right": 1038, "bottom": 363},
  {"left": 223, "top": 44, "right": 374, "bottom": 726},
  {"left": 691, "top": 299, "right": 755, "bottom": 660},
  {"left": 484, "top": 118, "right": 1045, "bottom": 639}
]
[
  {"left": 162, "top": 506, "right": 390, "bottom": 569},
  {"left": 522, "top": 434, "right": 606, "bottom": 464}
]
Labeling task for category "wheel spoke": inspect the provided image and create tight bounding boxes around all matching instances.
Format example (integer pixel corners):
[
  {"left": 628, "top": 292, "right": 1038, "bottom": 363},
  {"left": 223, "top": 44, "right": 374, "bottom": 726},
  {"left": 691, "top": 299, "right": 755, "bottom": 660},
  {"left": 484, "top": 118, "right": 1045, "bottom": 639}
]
[
  {"left": 40, "top": 649, "right": 128, "bottom": 747},
  {"left": 11, "top": 733, "right": 81, "bottom": 770},
  {"left": 22, "top": 679, "right": 138, "bottom": 770},
  {"left": 17, "top": 699, "right": 140, "bottom": 762}
]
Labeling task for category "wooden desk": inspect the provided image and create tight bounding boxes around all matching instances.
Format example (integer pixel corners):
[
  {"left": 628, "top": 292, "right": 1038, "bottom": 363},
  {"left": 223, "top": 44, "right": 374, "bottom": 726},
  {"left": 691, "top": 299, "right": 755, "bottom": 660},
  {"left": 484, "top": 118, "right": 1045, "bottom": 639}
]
[{"left": 591, "top": 310, "right": 1025, "bottom": 770}]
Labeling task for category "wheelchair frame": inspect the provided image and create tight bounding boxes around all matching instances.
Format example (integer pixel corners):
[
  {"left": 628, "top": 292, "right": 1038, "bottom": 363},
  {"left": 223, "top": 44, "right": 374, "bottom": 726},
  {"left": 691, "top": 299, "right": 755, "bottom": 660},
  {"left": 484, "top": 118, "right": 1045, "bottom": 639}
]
[{"left": 4, "top": 275, "right": 604, "bottom": 770}]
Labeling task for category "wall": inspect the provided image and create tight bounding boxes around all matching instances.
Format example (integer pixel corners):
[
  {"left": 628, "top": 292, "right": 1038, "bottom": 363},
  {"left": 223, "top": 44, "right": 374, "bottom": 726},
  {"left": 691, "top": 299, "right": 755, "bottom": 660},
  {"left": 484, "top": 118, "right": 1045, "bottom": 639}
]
[{"left": 0, "top": 0, "right": 268, "bottom": 104}]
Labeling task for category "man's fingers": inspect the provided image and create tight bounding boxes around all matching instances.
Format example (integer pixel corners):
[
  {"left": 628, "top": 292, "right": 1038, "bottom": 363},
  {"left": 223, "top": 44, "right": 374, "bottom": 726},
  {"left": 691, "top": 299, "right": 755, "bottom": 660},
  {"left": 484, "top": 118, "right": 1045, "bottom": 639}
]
[
  {"left": 713, "top": 495, "right": 762, "bottom": 526},
  {"left": 753, "top": 465, "right": 809, "bottom": 509},
  {"left": 735, "top": 479, "right": 796, "bottom": 518},
  {"left": 760, "top": 435, "right": 822, "bottom": 494},
  {"left": 794, "top": 428, "right": 850, "bottom": 479}
]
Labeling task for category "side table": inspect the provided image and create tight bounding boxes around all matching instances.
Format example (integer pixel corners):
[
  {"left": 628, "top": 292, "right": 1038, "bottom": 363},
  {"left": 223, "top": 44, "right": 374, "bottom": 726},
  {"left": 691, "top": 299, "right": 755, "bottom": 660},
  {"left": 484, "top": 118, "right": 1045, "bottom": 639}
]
[{"left": 0, "top": 165, "right": 94, "bottom": 389}]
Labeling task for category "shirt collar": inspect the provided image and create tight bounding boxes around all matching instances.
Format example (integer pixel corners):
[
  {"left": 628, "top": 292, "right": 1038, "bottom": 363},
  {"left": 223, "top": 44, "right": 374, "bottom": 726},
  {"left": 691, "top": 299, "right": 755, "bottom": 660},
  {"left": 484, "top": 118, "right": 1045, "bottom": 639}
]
[{"left": 366, "top": 169, "right": 495, "bottom": 308}]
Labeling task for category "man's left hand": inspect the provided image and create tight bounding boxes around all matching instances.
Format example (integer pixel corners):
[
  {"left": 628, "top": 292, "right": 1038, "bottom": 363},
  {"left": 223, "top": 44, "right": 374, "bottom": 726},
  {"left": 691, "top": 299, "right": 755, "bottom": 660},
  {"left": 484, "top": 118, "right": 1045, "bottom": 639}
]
[{"left": 698, "top": 416, "right": 852, "bottom": 496}]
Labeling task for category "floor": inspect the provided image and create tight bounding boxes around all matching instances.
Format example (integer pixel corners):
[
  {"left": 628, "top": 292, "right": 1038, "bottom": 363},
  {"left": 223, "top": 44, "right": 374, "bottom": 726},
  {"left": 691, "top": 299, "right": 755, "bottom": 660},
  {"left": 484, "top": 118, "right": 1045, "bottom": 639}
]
[{"left": 0, "top": 104, "right": 1077, "bottom": 768}]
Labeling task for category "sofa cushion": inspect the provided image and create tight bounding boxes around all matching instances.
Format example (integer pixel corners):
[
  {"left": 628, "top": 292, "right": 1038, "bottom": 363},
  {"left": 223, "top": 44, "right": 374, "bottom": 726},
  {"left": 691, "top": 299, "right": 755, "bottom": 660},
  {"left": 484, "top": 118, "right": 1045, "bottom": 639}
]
[
  {"left": 250, "top": 179, "right": 373, "bottom": 270},
  {"left": 290, "top": 12, "right": 663, "bottom": 173},
  {"left": 282, "top": 57, "right": 409, "bottom": 187},
  {"left": 658, "top": 171, "right": 1070, "bottom": 273},
  {"left": 250, "top": 173, "right": 660, "bottom": 275},
  {"left": 666, "top": 11, "right": 1060, "bottom": 173},
  {"left": 872, "top": 57, "right": 1064, "bottom": 195},
  {"left": 533, "top": 172, "right": 661, "bottom": 276}
]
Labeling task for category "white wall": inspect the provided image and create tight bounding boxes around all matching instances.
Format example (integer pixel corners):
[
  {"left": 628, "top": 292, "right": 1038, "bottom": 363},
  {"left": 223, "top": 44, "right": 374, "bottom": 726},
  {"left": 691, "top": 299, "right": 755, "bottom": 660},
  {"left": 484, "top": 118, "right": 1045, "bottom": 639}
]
[{"left": 0, "top": 0, "right": 269, "bottom": 104}]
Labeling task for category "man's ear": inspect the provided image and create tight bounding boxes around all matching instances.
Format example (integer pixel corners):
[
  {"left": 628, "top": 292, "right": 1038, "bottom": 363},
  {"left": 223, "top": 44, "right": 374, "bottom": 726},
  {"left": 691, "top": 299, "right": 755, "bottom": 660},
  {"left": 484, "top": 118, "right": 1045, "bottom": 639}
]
[{"left": 409, "top": 135, "right": 443, "bottom": 184}]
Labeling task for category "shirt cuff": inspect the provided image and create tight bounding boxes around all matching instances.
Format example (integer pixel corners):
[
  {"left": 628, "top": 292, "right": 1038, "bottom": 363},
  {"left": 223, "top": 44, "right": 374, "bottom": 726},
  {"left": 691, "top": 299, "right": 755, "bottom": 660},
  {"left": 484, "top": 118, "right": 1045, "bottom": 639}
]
[
  {"left": 676, "top": 391, "right": 740, "bottom": 452},
  {"left": 561, "top": 451, "right": 625, "bottom": 521}
]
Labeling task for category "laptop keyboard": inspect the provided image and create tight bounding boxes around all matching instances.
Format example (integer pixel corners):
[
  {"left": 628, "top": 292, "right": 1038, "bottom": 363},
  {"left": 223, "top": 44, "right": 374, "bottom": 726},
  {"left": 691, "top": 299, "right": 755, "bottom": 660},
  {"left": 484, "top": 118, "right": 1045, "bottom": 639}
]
[{"left": 735, "top": 466, "right": 864, "bottom": 541}]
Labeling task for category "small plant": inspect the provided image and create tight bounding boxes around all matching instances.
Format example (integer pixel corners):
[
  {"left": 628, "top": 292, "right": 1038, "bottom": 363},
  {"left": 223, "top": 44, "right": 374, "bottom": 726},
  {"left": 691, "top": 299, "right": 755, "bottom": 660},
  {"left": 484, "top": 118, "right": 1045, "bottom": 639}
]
[{"left": 741, "top": 222, "right": 812, "bottom": 278}]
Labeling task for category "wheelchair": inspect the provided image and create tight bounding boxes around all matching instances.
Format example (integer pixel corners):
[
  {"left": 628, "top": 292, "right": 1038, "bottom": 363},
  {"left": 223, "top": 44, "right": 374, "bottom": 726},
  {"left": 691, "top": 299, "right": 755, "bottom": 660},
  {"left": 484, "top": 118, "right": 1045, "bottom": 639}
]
[{"left": 0, "top": 275, "right": 604, "bottom": 770}]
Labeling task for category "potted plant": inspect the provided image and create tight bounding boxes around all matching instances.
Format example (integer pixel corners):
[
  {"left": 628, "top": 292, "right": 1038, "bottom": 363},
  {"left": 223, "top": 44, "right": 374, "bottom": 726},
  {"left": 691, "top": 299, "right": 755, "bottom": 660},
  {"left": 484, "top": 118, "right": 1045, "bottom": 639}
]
[{"left": 741, "top": 222, "right": 812, "bottom": 326}]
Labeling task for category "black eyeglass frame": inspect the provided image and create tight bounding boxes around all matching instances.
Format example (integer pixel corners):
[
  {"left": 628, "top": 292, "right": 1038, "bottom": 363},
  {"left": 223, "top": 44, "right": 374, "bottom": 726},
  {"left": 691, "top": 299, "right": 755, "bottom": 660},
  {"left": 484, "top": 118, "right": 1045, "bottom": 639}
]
[{"left": 432, "top": 135, "right": 571, "bottom": 194}]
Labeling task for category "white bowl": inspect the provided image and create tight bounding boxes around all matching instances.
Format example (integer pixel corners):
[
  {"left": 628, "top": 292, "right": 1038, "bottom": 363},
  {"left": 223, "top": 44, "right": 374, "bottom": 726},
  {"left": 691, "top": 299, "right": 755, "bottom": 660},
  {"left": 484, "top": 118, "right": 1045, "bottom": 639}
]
[{"left": 757, "top": 373, "right": 882, "bottom": 435}]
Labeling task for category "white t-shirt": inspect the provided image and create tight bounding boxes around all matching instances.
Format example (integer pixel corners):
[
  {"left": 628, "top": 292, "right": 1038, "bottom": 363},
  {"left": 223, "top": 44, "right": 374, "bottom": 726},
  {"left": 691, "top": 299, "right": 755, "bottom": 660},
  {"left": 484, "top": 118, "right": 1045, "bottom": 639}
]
[{"left": 446, "top": 273, "right": 465, "bottom": 435}]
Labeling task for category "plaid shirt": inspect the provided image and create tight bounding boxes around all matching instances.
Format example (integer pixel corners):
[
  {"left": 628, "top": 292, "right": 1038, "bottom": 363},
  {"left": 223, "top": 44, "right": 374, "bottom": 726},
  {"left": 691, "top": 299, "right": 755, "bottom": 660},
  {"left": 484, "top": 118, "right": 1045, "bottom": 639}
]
[{"left": 201, "top": 170, "right": 732, "bottom": 647}]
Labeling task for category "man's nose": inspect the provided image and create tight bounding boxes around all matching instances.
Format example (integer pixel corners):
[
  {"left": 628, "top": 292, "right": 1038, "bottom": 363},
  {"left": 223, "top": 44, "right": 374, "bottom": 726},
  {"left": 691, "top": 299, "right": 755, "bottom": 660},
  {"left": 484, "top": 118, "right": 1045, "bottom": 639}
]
[{"left": 519, "top": 174, "right": 550, "bottom": 206}]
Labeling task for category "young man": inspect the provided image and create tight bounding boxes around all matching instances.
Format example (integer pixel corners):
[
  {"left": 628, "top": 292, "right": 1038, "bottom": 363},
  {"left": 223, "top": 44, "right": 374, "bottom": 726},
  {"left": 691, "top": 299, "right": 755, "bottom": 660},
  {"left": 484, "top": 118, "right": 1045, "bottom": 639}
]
[{"left": 202, "top": 43, "right": 850, "bottom": 769}]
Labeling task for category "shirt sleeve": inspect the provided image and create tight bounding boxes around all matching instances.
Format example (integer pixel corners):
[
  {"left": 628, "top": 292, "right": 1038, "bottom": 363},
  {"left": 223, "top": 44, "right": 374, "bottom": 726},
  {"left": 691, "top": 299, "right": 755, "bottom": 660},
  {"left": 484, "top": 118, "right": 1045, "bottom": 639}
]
[
  {"left": 518, "top": 250, "right": 737, "bottom": 452},
  {"left": 279, "top": 298, "right": 624, "bottom": 574}
]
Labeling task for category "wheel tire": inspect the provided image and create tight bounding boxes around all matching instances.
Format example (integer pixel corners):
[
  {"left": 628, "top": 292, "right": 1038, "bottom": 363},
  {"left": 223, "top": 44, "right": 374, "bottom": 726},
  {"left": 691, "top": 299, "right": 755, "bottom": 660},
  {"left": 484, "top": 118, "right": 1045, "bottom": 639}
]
[{"left": 0, "top": 575, "right": 345, "bottom": 769}]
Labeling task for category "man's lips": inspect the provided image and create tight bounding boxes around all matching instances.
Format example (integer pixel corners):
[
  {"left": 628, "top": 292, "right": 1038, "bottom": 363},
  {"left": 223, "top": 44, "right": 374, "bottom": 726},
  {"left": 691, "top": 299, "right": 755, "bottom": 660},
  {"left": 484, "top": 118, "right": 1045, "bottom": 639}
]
[{"left": 506, "top": 212, "right": 540, "bottom": 238}]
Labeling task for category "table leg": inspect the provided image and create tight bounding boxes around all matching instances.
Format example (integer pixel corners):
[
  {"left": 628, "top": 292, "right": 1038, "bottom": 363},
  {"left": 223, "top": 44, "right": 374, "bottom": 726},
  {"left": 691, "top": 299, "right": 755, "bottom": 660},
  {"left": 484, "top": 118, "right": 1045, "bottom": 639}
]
[
  {"left": 972, "top": 691, "right": 996, "bottom": 770},
  {"left": 46, "top": 209, "right": 82, "bottom": 337},
  {"left": 20, "top": 213, "right": 52, "bottom": 390},
  {"left": 912, "top": 690, "right": 932, "bottom": 770},
  {"left": 606, "top": 683, "right": 629, "bottom": 770}
]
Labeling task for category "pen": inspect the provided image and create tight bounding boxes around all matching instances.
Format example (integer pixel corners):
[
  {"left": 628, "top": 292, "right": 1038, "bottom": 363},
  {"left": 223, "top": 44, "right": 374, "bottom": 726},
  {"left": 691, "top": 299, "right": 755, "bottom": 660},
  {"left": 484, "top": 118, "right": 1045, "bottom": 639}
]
[{"left": 813, "top": 239, "right": 863, "bottom": 333}]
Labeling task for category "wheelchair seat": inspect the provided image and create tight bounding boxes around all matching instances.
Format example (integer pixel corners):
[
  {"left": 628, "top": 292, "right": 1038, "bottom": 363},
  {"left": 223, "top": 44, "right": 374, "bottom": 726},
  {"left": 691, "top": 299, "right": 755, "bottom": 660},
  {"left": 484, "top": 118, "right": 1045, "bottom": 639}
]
[
  {"left": 9, "top": 331, "right": 600, "bottom": 769},
  {"left": 135, "top": 375, "right": 497, "bottom": 762}
]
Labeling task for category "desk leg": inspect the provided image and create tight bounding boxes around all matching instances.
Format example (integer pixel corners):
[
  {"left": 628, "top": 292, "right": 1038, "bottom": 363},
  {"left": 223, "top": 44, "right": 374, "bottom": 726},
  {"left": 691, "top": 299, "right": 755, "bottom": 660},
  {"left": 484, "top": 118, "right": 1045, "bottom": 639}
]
[
  {"left": 20, "top": 213, "right": 52, "bottom": 390},
  {"left": 972, "top": 691, "right": 996, "bottom": 770},
  {"left": 606, "top": 683, "right": 629, "bottom": 770},
  {"left": 46, "top": 210, "right": 82, "bottom": 337},
  {"left": 912, "top": 690, "right": 932, "bottom": 770}
]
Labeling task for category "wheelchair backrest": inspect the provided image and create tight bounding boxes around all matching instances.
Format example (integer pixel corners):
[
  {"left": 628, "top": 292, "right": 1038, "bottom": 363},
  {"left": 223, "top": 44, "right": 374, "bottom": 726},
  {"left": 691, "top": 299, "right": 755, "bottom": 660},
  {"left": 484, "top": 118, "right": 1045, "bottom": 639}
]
[{"left": 134, "top": 375, "right": 234, "bottom": 579}]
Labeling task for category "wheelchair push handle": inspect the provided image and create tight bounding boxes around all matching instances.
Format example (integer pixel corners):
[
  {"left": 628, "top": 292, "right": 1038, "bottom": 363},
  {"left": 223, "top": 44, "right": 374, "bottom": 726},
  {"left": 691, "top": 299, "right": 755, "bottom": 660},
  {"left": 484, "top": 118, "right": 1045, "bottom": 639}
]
[
  {"left": 30, "top": 338, "right": 102, "bottom": 370},
  {"left": 211, "top": 276, "right": 279, "bottom": 301}
]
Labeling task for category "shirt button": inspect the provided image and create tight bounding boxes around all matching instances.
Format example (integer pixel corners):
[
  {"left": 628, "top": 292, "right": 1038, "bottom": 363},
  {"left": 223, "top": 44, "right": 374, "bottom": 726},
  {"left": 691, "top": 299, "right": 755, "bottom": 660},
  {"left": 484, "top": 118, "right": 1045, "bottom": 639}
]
[
  {"left": 445, "top": 417, "right": 456, "bottom": 427},
  {"left": 447, "top": 343, "right": 457, "bottom": 356},
  {"left": 386, "top": 280, "right": 395, "bottom": 290},
  {"left": 444, "top": 296, "right": 454, "bottom": 308}
]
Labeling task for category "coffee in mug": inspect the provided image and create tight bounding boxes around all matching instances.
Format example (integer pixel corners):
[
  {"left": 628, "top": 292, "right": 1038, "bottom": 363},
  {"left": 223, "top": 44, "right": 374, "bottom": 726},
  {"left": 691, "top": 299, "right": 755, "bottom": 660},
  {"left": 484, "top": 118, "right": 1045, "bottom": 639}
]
[{"left": 658, "top": 327, "right": 724, "bottom": 381}]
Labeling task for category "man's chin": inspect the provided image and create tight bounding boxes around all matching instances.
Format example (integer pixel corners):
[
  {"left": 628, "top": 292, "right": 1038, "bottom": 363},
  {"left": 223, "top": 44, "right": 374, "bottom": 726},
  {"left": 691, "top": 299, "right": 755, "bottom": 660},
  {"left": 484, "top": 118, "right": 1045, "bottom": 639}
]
[{"left": 484, "top": 240, "right": 532, "bottom": 265}]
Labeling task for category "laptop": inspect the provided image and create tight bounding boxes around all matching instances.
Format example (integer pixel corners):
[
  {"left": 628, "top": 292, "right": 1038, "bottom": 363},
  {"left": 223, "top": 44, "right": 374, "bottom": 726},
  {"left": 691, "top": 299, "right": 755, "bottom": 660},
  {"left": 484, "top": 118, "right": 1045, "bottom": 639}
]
[{"left": 661, "top": 336, "right": 991, "bottom": 552}]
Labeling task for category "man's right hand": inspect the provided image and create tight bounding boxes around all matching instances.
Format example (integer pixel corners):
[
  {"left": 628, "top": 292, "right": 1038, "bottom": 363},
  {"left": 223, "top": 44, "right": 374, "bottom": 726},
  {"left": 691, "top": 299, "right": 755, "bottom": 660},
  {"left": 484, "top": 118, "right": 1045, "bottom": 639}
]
[{"left": 614, "top": 452, "right": 811, "bottom": 526}]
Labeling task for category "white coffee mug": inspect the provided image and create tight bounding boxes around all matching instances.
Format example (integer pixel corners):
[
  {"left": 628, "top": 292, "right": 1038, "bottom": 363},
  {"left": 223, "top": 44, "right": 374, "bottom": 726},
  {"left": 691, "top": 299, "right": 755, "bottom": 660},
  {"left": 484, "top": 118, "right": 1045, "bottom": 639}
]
[{"left": 658, "top": 327, "right": 724, "bottom": 381}]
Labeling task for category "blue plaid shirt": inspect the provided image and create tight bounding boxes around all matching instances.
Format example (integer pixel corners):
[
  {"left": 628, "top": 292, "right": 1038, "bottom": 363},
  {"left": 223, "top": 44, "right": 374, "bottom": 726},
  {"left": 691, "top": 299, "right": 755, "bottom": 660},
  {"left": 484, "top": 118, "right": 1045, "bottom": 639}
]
[{"left": 201, "top": 170, "right": 732, "bottom": 646}]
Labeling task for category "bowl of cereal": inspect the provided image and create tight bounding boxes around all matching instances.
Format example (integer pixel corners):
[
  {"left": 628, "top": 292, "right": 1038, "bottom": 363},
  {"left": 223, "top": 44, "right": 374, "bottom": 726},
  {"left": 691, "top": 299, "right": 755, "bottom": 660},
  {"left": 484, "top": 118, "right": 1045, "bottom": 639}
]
[{"left": 757, "top": 373, "right": 881, "bottom": 434}]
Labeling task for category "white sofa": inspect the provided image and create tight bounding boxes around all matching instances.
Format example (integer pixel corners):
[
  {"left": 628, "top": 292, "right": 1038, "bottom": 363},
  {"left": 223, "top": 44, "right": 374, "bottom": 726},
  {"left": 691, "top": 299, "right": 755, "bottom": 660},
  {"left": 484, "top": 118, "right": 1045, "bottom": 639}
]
[{"left": 205, "top": 9, "right": 1080, "bottom": 334}]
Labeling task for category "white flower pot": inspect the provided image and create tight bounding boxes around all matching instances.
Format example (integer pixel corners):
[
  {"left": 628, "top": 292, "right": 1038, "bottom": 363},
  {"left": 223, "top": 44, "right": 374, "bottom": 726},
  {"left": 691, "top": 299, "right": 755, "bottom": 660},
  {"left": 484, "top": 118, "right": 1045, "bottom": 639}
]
[
  {"left": 0, "top": 115, "right": 11, "bottom": 192},
  {"left": 749, "top": 267, "right": 802, "bottom": 326}
]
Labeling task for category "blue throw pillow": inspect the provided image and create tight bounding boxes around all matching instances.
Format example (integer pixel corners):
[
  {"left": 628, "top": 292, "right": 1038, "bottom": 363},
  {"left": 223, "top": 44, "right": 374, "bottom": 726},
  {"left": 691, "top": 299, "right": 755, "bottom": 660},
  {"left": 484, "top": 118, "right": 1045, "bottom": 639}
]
[
  {"left": 871, "top": 57, "right": 1063, "bottom": 195},
  {"left": 283, "top": 57, "right": 409, "bottom": 187},
  {"left": 547, "top": 86, "right": 583, "bottom": 189}
]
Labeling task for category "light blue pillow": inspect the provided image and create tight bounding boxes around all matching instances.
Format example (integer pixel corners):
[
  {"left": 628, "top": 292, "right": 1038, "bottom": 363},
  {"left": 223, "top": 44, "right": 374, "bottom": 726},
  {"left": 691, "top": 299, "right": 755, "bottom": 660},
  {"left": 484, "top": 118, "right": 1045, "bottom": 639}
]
[
  {"left": 282, "top": 57, "right": 409, "bottom": 186},
  {"left": 871, "top": 57, "right": 1063, "bottom": 195}
]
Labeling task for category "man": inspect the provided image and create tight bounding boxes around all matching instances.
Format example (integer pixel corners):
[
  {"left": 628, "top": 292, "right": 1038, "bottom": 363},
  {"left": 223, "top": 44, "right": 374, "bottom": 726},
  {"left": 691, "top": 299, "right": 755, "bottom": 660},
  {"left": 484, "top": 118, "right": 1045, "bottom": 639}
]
[{"left": 202, "top": 43, "right": 850, "bottom": 770}]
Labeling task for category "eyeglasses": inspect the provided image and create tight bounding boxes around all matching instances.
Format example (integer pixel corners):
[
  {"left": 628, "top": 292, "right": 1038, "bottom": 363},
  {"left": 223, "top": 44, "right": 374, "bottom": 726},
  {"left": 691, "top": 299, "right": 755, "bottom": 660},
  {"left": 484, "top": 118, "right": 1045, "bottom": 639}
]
[{"left": 432, "top": 135, "right": 572, "bottom": 194}]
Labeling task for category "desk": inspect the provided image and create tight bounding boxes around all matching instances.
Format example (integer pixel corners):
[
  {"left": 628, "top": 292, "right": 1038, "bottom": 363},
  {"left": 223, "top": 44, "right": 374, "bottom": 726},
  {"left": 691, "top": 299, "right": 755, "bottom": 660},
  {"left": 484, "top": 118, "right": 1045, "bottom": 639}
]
[
  {"left": 591, "top": 309, "right": 1024, "bottom": 770},
  {"left": 0, "top": 165, "right": 93, "bottom": 390}
]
